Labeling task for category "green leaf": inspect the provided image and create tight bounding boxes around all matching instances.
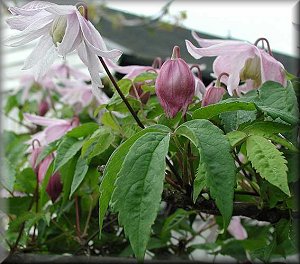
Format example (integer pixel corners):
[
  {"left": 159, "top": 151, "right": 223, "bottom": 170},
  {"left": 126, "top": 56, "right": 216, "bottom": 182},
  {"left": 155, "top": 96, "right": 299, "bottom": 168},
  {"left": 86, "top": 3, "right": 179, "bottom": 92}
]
[
  {"left": 53, "top": 138, "right": 83, "bottom": 173},
  {"left": 60, "top": 156, "right": 77, "bottom": 205},
  {"left": 81, "top": 128, "right": 114, "bottom": 160},
  {"left": 226, "top": 131, "right": 248, "bottom": 148},
  {"left": 14, "top": 167, "right": 36, "bottom": 194},
  {"left": 36, "top": 139, "right": 60, "bottom": 165},
  {"left": 133, "top": 72, "right": 157, "bottom": 83},
  {"left": 246, "top": 135, "right": 290, "bottom": 196},
  {"left": 0, "top": 157, "right": 16, "bottom": 192},
  {"left": 101, "top": 112, "right": 121, "bottom": 132},
  {"left": 0, "top": 196, "right": 31, "bottom": 215},
  {"left": 176, "top": 120, "right": 236, "bottom": 229},
  {"left": 254, "top": 81, "right": 299, "bottom": 125},
  {"left": 98, "top": 125, "right": 170, "bottom": 237},
  {"left": 221, "top": 110, "right": 257, "bottom": 132},
  {"left": 193, "top": 156, "right": 207, "bottom": 203},
  {"left": 66, "top": 122, "right": 99, "bottom": 138},
  {"left": 111, "top": 132, "right": 170, "bottom": 261},
  {"left": 69, "top": 156, "right": 89, "bottom": 198},
  {"left": 5, "top": 94, "right": 18, "bottom": 114},
  {"left": 192, "top": 101, "right": 256, "bottom": 120}
]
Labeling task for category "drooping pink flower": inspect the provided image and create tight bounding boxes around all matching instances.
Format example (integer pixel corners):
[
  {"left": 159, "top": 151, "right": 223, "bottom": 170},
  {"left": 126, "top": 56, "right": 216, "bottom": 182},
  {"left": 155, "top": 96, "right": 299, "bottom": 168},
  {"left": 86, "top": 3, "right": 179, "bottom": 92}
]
[
  {"left": 186, "top": 32, "right": 286, "bottom": 95},
  {"left": 24, "top": 114, "right": 79, "bottom": 150},
  {"left": 227, "top": 216, "right": 248, "bottom": 240},
  {"left": 155, "top": 46, "right": 195, "bottom": 118},
  {"left": 5, "top": 1, "right": 122, "bottom": 100}
]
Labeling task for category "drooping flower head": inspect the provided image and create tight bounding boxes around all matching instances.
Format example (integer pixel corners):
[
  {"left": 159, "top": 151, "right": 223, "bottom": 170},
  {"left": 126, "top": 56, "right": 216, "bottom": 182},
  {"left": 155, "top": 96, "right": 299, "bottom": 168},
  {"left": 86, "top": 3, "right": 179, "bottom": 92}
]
[
  {"left": 155, "top": 46, "right": 195, "bottom": 118},
  {"left": 202, "top": 73, "right": 228, "bottom": 107},
  {"left": 5, "top": 1, "right": 122, "bottom": 100},
  {"left": 186, "top": 32, "right": 286, "bottom": 96}
]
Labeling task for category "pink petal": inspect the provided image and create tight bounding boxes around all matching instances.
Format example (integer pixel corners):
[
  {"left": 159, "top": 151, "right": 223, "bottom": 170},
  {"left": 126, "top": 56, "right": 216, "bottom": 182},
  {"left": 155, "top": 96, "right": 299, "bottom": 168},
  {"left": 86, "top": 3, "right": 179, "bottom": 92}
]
[
  {"left": 186, "top": 40, "right": 252, "bottom": 60},
  {"left": 38, "top": 154, "right": 53, "bottom": 183},
  {"left": 23, "top": 113, "right": 67, "bottom": 127},
  {"left": 259, "top": 50, "right": 286, "bottom": 86},
  {"left": 227, "top": 217, "right": 248, "bottom": 240},
  {"left": 44, "top": 124, "right": 72, "bottom": 143},
  {"left": 45, "top": 5, "right": 76, "bottom": 15},
  {"left": 192, "top": 31, "right": 236, "bottom": 47}
]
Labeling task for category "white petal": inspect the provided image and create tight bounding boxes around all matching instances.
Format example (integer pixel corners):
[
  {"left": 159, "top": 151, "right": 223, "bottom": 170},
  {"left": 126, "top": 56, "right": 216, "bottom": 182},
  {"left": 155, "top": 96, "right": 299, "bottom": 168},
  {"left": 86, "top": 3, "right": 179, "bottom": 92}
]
[
  {"left": 23, "top": 35, "right": 54, "bottom": 70},
  {"left": 76, "top": 12, "right": 122, "bottom": 60},
  {"left": 9, "top": 1, "right": 55, "bottom": 16},
  {"left": 32, "top": 45, "right": 57, "bottom": 81},
  {"left": 192, "top": 31, "right": 240, "bottom": 47},
  {"left": 45, "top": 5, "right": 76, "bottom": 15},
  {"left": 57, "top": 13, "right": 81, "bottom": 56}
]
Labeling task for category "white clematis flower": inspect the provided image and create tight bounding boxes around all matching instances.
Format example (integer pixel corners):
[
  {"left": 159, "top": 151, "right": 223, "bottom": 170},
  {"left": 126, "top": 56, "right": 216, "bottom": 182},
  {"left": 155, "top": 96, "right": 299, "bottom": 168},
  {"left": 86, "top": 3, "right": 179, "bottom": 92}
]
[{"left": 5, "top": 1, "right": 122, "bottom": 101}]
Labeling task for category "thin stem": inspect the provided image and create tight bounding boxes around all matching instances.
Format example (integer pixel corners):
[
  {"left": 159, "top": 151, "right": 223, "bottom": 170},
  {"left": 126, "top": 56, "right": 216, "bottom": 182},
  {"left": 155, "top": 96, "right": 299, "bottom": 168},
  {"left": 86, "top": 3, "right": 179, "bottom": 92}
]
[
  {"left": 254, "top": 37, "right": 273, "bottom": 56},
  {"left": 99, "top": 57, "right": 145, "bottom": 128},
  {"left": 82, "top": 196, "right": 93, "bottom": 237},
  {"left": 190, "top": 64, "right": 203, "bottom": 81},
  {"left": 76, "top": 2, "right": 88, "bottom": 20},
  {"left": 75, "top": 195, "right": 81, "bottom": 238}
]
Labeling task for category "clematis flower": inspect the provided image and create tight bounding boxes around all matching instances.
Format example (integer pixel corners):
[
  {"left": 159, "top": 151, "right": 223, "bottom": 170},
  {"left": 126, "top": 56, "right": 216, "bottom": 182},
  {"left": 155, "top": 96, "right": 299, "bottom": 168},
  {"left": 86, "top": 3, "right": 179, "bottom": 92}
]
[
  {"left": 55, "top": 79, "right": 109, "bottom": 111},
  {"left": 202, "top": 82, "right": 226, "bottom": 107},
  {"left": 227, "top": 216, "right": 248, "bottom": 240},
  {"left": 24, "top": 113, "right": 79, "bottom": 150},
  {"left": 186, "top": 32, "right": 286, "bottom": 95},
  {"left": 155, "top": 46, "right": 195, "bottom": 118},
  {"left": 6, "top": 1, "right": 122, "bottom": 100}
]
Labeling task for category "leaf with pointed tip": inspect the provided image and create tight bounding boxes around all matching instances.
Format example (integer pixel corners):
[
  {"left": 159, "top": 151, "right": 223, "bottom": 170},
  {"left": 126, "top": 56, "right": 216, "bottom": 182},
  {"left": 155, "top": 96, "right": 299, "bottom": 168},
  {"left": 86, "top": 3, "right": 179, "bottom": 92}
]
[
  {"left": 176, "top": 120, "right": 236, "bottom": 229},
  {"left": 53, "top": 137, "right": 83, "bottom": 173},
  {"left": 111, "top": 132, "right": 170, "bottom": 261},
  {"left": 246, "top": 135, "right": 290, "bottom": 196},
  {"left": 98, "top": 125, "right": 171, "bottom": 238}
]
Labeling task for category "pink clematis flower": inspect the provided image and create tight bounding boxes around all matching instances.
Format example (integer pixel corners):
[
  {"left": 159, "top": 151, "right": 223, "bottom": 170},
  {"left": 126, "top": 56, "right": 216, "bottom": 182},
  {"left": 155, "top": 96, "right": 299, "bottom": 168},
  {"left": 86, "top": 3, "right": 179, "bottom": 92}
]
[
  {"left": 6, "top": 1, "right": 122, "bottom": 100},
  {"left": 55, "top": 79, "right": 109, "bottom": 111},
  {"left": 24, "top": 113, "right": 79, "bottom": 149},
  {"left": 186, "top": 32, "right": 286, "bottom": 95},
  {"left": 227, "top": 216, "right": 248, "bottom": 240},
  {"left": 46, "top": 171, "right": 63, "bottom": 202}
]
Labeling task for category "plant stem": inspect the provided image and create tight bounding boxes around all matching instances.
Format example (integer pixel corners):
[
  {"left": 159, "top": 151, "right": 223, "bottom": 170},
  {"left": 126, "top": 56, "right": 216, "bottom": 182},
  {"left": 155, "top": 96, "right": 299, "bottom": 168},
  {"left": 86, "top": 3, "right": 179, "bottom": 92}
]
[
  {"left": 98, "top": 57, "right": 144, "bottom": 128},
  {"left": 75, "top": 195, "right": 81, "bottom": 238},
  {"left": 98, "top": 56, "right": 182, "bottom": 188}
]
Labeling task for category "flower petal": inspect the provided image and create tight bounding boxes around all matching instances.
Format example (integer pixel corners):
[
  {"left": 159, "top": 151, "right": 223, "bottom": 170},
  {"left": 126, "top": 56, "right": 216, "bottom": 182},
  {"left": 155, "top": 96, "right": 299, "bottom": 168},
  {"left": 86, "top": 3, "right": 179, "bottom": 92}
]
[
  {"left": 24, "top": 113, "right": 67, "bottom": 127},
  {"left": 76, "top": 12, "right": 122, "bottom": 60},
  {"left": 57, "top": 13, "right": 81, "bottom": 56},
  {"left": 8, "top": 1, "right": 55, "bottom": 16},
  {"left": 45, "top": 124, "right": 72, "bottom": 143},
  {"left": 23, "top": 35, "right": 54, "bottom": 70}
]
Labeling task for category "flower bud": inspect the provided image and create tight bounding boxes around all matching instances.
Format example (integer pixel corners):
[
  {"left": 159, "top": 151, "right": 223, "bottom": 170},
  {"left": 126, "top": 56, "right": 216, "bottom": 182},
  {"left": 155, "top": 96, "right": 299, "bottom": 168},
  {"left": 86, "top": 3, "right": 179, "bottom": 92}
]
[
  {"left": 155, "top": 46, "right": 195, "bottom": 118},
  {"left": 46, "top": 172, "right": 63, "bottom": 203},
  {"left": 202, "top": 84, "right": 226, "bottom": 107},
  {"left": 38, "top": 100, "right": 50, "bottom": 116},
  {"left": 50, "top": 15, "right": 67, "bottom": 45}
]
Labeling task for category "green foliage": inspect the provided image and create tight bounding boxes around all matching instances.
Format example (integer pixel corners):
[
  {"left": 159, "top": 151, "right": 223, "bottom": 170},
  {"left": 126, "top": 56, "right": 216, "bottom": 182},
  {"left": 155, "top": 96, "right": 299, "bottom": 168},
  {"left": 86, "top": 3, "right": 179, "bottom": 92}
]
[
  {"left": 246, "top": 135, "right": 290, "bottom": 196},
  {"left": 111, "top": 132, "right": 170, "bottom": 260},
  {"left": 176, "top": 120, "right": 236, "bottom": 229}
]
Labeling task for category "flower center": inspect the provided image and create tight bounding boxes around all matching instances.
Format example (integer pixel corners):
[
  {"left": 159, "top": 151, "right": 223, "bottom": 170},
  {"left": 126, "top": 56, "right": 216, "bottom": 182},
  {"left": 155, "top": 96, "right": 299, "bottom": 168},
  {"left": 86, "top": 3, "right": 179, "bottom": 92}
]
[
  {"left": 240, "top": 56, "right": 262, "bottom": 88},
  {"left": 50, "top": 16, "right": 67, "bottom": 46}
]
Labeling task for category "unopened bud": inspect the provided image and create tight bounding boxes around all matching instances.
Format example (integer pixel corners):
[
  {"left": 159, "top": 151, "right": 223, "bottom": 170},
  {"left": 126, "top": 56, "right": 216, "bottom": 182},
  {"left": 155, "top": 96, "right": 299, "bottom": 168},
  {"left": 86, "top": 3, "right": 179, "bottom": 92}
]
[
  {"left": 155, "top": 46, "right": 195, "bottom": 118},
  {"left": 38, "top": 100, "right": 50, "bottom": 116},
  {"left": 46, "top": 172, "right": 63, "bottom": 202}
]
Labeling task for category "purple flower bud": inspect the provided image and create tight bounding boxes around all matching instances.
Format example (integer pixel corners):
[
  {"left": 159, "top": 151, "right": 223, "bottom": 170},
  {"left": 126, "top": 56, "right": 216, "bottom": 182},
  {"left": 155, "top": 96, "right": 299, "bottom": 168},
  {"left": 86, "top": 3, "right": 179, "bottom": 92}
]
[
  {"left": 38, "top": 100, "right": 50, "bottom": 116},
  {"left": 46, "top": 172, "right": 63, "bottom": 203},
  {"left": 155, "top": 46, "right": 195, "bottom": 118},
  {"left": 202, "top": 84, "right": 226, "bottom": 107}
]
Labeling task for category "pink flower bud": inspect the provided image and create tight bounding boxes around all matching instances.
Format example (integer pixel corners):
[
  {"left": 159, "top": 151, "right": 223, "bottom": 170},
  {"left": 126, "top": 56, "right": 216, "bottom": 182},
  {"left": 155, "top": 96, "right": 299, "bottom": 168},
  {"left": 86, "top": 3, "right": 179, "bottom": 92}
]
[
  {"left": 202, "top": 84, "right": 226, "bottom": 107},
  {"left": 38, "top": 100, "right": 50, "bottom": 116},
  {"left": 46, "top": 172, "right": 63, "bottom": 203},
  {"left": 155, "top": 46, "right": 195, "bottom": 118}
]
